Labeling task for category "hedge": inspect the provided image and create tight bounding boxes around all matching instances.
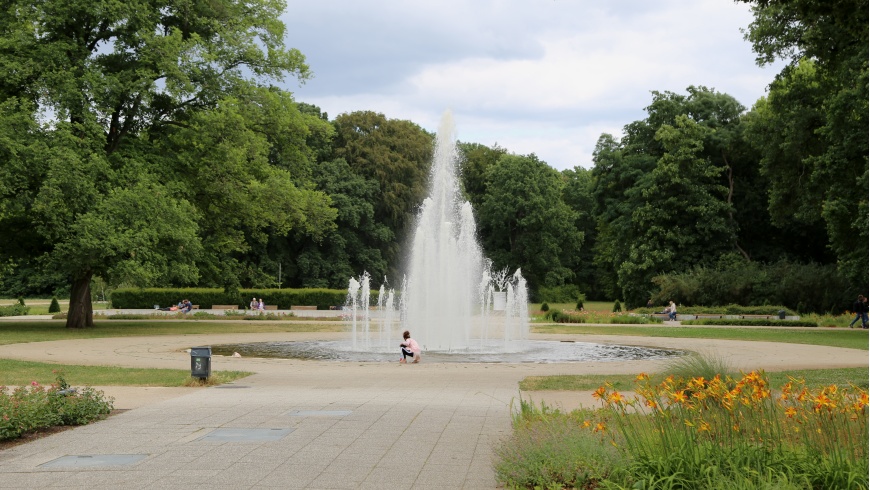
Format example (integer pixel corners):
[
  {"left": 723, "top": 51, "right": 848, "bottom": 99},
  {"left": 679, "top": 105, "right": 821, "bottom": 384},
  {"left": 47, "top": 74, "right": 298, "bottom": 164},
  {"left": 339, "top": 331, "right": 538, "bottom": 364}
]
[
  {"left": 681, "top": 319, "right": 818, "bottom": 327},
  {"left": 110, "top": 288, "right": 360, "bottom": 310},
  {"left": 634, "top": 304, "right": 796, "bottom": 316}
]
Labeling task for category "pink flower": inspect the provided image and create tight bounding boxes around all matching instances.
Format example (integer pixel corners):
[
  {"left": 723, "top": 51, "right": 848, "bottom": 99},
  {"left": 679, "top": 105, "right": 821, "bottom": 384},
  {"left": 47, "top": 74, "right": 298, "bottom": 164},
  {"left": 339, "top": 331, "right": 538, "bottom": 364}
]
[{"left": 31, "top": 381, "right": 39, "bottom": 386}]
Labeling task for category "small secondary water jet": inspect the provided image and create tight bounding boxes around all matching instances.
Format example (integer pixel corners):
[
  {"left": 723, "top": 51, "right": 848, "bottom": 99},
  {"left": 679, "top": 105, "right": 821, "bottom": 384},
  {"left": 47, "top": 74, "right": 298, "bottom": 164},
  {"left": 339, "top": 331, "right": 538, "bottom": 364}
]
[{"left": 347, "top": 111, "right": 528, "bottom": 353}]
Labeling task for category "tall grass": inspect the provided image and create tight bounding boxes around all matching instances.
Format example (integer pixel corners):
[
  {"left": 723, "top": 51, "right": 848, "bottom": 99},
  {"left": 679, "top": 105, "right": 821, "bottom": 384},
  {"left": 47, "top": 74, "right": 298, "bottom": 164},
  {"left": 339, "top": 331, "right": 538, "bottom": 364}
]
[
  {"left": 593, "top": 372, "right": 868, "bottom": 488},
  {"left": 498, "top": 362, "right": 868, "bottom": 488},
  {"left": 494, "top": 398, "right": 625, "bottom": 489}
]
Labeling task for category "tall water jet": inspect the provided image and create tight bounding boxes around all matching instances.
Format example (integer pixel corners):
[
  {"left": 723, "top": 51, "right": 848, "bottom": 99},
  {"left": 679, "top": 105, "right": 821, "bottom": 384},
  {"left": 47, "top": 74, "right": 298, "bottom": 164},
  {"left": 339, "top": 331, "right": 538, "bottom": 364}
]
[{"left": 402, "top": 110, "right": 528, "bottom": 351}]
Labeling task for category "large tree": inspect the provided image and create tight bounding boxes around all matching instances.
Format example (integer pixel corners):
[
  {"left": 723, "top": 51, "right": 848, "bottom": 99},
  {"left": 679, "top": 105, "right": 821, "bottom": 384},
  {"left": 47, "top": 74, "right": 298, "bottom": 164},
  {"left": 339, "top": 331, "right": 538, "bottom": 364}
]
[
  {"left": 739, "top": 0, "right": 868, "bottom": 288},
  {"left": 331, "top": 111, "right": 434, "bottom": 274},
  {"left": 478, "top": 153, "right": 582, "bottom": 294},
  {"left": 0, "top": 0, "right": 329, "bottom": 327}
]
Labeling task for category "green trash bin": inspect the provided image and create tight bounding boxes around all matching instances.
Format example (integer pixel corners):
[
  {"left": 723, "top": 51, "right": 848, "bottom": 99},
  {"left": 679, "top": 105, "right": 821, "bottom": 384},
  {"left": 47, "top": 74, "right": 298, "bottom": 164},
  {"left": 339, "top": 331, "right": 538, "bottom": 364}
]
[{"left": 190, "top": 346, "right": 211, "bottom": 379}]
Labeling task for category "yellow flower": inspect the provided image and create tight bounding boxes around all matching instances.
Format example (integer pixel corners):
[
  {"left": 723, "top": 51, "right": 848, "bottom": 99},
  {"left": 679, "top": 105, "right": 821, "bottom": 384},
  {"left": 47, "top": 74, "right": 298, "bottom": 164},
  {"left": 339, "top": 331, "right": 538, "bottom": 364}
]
[
  {"left": 698, "top": 421, "right": 711, "bottom": 432},
  {"left": 784, "top": 407, "right": 797, "bottom": 418},
  {"left": 608, "top": 391, "right": 626, "bottom": 404},
  {"left": 582, "top": 420, "right": 591, "bottom": 428},
  {"left": 594, "top": 422, "right": 606, "bottom": 432},
  {"left": 592, "top": 386, "right": 607, "bottom": 400},
  {"left": 636, "top": 372, "right": 649, "bottom": 381}
]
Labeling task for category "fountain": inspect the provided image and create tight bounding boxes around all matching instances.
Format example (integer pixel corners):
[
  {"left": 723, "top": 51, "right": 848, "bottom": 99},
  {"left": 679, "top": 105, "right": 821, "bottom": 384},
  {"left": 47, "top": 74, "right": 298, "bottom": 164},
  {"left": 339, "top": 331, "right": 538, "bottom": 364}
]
[
  {"left": 211, "top": 111, "right": 683, "bottom": 364},
  {"left": 346, "top": 111, "right": 528, "bottom": 354}
]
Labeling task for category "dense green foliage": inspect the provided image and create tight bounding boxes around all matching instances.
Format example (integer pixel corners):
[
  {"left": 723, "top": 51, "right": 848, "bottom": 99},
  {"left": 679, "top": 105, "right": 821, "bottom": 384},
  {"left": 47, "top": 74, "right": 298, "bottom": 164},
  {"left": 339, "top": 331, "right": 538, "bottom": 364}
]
[
  {"left": 651, "top": 259, "right": 853, "bottom": 313},
  {"left": 0, "top": 1, "right": 865, "bottom": 321}
]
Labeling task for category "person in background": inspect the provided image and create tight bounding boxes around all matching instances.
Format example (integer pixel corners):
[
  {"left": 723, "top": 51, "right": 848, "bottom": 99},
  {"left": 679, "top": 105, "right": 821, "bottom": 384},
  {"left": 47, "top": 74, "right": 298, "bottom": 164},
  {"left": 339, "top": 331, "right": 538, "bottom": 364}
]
[
  {"left": 667, "top": 300, "right": 677, "bottom": 321},
  {"left": 250, "top": 297, "right": 258, "bottom": 310},
  {"left": 258, "top": 298, "right": 265, "bottom": 312},
  {"left": 399, "top": 330, "right": 421, "bottom": 364},
  {"left": 849, "top": 294, "right": 866, "bottom": 328},
  {"left": 180, "top": 299, "right": 193, "bottom": 313}
]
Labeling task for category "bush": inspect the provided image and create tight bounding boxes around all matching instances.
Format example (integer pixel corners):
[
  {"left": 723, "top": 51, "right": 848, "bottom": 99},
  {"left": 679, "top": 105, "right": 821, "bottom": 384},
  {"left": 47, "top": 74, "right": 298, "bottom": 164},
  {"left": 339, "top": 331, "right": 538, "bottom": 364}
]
[
  {"left": 537, "top": 284, "right": 582, "bottom": 303},
  {"left": 0, "top": 304, "right": 29, "bottom": 317},
  {"left": 612, "top": 300, "right": 622, "bottom": 313},
  {"left": 540, "top": 302, "right": 550, "bottom": 312},
  {"left": 681, "top": 319, "right": 817, "bottom": 327},
  {"left": 17, "top": 297, "right": 25, "bottom": 306},
  {"left": 651, "top": 259, "right": 856, "bottom": 314},
  {"left": 48, "top": 297, "right": 61, "bottom": 313},
  {"left": 0, "top": 377, "right": 113, "bottom": 441},
  {"left": 634, "top": 304, "right": 796, "bottom": 316},
  {"left": 548, "top": 310, "right": 662, "bottom": 325},
  {"left": 576, "top": 296, "right": 585, "bottom": 311}
]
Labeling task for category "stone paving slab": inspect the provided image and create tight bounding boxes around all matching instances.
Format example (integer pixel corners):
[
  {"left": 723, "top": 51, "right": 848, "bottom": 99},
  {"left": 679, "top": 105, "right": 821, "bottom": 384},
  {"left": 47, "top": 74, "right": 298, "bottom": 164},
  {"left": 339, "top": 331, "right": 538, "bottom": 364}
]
[{"left": 0, "top": 331, "right": 866, "bottom": 489}]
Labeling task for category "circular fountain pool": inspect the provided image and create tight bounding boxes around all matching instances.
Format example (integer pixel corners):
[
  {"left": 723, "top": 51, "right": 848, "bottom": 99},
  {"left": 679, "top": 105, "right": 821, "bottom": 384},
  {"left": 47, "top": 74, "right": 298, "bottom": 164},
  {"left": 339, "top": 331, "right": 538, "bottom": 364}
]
[{"left": 211, "top": 340, "right": 684, "bottom": 363}]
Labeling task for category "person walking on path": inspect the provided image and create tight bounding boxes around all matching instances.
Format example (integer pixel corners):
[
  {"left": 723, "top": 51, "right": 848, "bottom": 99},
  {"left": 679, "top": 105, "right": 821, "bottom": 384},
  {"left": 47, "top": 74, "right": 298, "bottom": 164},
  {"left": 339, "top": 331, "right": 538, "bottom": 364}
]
[
  {"left": 667, "top": 300, "right": 677, "bottom": 321},
  {"left": 399, "top": 330, "right": 421, "bottom": 363},
  {"left": 850, "top": 294, "right": 869, "bottom": 329}
]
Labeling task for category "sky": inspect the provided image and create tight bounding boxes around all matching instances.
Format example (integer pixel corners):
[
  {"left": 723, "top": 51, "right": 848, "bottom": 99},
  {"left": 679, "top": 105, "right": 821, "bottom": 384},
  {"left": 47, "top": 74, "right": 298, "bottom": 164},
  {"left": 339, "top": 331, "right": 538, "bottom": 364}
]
[{"left": 279, "top": 1, "right": 785, "bottom": 171}]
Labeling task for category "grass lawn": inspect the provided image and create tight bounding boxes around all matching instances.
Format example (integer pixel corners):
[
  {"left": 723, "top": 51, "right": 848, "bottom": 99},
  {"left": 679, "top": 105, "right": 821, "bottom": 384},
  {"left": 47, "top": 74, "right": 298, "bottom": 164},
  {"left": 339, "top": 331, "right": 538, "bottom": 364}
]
[
  {"left": 0, "top": 358, "right": 252, "bottom": 387},
  {"left": 531, "top": 324, "right": 869, "bottom": 350},
  {"left": 0, "top": 320, "right": 346, "bottom": 346}
]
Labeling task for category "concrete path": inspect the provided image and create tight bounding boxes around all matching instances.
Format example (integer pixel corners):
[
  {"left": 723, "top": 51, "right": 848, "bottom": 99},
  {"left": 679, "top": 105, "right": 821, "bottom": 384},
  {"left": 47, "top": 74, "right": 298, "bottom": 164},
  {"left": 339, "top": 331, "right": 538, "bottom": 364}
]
[{"left": 0, "top": 331, "right": 866, "bottom": 489}]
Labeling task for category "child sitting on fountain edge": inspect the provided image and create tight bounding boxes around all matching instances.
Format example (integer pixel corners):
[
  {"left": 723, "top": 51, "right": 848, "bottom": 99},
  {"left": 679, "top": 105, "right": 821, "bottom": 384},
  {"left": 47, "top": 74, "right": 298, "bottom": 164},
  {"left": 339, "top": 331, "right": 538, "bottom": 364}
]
[{"left": 399, "top": 330, "right": 421, "bottom": 364}]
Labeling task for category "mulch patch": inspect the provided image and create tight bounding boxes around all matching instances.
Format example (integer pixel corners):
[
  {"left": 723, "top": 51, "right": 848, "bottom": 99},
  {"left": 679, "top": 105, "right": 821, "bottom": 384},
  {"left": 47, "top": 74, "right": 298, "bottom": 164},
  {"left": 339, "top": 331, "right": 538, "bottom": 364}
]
[{"left": 0, "top": 409, "right": 128, "bottom": 451}]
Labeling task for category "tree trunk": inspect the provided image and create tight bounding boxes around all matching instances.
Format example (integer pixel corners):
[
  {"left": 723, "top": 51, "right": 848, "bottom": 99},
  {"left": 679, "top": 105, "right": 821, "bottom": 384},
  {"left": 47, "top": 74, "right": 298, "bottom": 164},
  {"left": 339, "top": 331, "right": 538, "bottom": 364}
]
[{"left": 66, "top": 273, "right": 94, "bottom": 329}]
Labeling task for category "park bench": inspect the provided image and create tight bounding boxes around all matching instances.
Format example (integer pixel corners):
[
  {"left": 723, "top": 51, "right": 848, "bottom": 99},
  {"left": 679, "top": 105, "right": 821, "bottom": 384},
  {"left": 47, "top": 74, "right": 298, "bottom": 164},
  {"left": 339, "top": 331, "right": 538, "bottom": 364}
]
[
  {"left": 290, "top": 305, "right": 317, "bottom": 310},
  {"left": 192, "top": 305, "right": 199, "bottom": 310},
  {"left": 211, "top": 304, "right": 240, "bottom": 310},
  {"left": 265, "top": 305, "right": 278, "bottom": 310}
]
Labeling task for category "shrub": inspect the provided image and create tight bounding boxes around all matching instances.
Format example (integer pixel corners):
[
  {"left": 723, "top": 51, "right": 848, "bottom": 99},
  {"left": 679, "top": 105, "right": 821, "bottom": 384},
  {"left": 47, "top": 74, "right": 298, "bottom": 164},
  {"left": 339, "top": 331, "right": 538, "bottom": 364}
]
[
  {"left": 651, "top": 259, "right": 856, "bottom": 314},
  {"left": 48, "top": 297, "right": 61, "bottom": 313},
  {"left": 0, "top": 376, "right": 113, "bottom": 441},
  {"left": 612, "top": 300, "right": 622, "bottom": 313},
  {"left": 634, "top": 304, "right": 796, "bottom": 316},
  {"left": 540, "top": 302, "right": 550, "bottom": 312},
  {"left": 17, "top": 297, "right": 25, "bottom": 306},
  {"left": 537, "top": 284, "right": 582, "bottom": 303},
  {"left": 681, "top": 319, "right": 817, "bottom": 327},
  {"left": 0, "top": 304, "right": 29, "bottom": 317},
  {"left": 548, "top": 310, "right": 662, "bottom": 325},
  {"left": 576, "top": 296, "right": 585, "bottom": 311}
]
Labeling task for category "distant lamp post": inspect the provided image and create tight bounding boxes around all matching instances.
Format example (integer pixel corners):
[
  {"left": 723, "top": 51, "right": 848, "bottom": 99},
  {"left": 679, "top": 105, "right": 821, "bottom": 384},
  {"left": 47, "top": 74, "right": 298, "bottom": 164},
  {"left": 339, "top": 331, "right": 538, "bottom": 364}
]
[{"left": 190, "top": 346, "right": 212, "bottom": 379}]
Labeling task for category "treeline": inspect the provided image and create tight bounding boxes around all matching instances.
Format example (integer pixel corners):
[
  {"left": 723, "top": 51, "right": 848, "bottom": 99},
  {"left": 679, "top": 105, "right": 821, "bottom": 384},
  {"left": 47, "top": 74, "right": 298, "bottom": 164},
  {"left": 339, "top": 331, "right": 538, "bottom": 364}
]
[{"left": 0, "top": 0, "right": 866, "bottom": 327}]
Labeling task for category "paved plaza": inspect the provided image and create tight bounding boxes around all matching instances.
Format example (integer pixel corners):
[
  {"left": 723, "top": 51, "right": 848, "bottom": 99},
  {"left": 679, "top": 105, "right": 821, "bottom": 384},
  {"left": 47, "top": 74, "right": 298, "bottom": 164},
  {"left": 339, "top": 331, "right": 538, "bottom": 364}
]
[{"left": 0, "top": 330, "right": 866, "bottom": 489}]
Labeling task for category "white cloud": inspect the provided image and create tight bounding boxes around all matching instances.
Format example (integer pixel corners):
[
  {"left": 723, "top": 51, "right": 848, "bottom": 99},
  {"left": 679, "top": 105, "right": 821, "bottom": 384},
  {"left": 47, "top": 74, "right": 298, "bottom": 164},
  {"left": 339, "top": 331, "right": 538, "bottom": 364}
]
[{"left": 285, "top": 0, "right": 784, "bottom": 170}]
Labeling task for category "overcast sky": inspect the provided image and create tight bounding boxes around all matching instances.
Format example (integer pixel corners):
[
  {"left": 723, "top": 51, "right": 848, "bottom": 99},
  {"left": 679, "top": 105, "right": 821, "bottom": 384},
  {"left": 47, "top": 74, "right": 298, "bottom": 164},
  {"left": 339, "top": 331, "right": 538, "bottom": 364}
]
[{"left": 280, "top": 1, "right": 784, "bottom": 171}]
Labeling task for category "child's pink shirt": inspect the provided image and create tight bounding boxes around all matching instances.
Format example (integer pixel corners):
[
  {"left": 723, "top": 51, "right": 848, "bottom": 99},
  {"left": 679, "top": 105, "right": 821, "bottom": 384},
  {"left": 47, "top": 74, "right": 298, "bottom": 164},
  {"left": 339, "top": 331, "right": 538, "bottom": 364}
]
[{"left": 403, "top": 338, "right": 420, "bottom": 355}]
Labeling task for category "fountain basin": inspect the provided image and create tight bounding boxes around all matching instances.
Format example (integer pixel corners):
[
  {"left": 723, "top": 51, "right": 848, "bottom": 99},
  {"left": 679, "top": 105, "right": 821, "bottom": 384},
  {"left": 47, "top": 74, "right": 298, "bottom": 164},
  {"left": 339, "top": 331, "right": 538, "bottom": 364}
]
[{"left": 211, "top": 340, "right": 684, "bottom": 363}]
